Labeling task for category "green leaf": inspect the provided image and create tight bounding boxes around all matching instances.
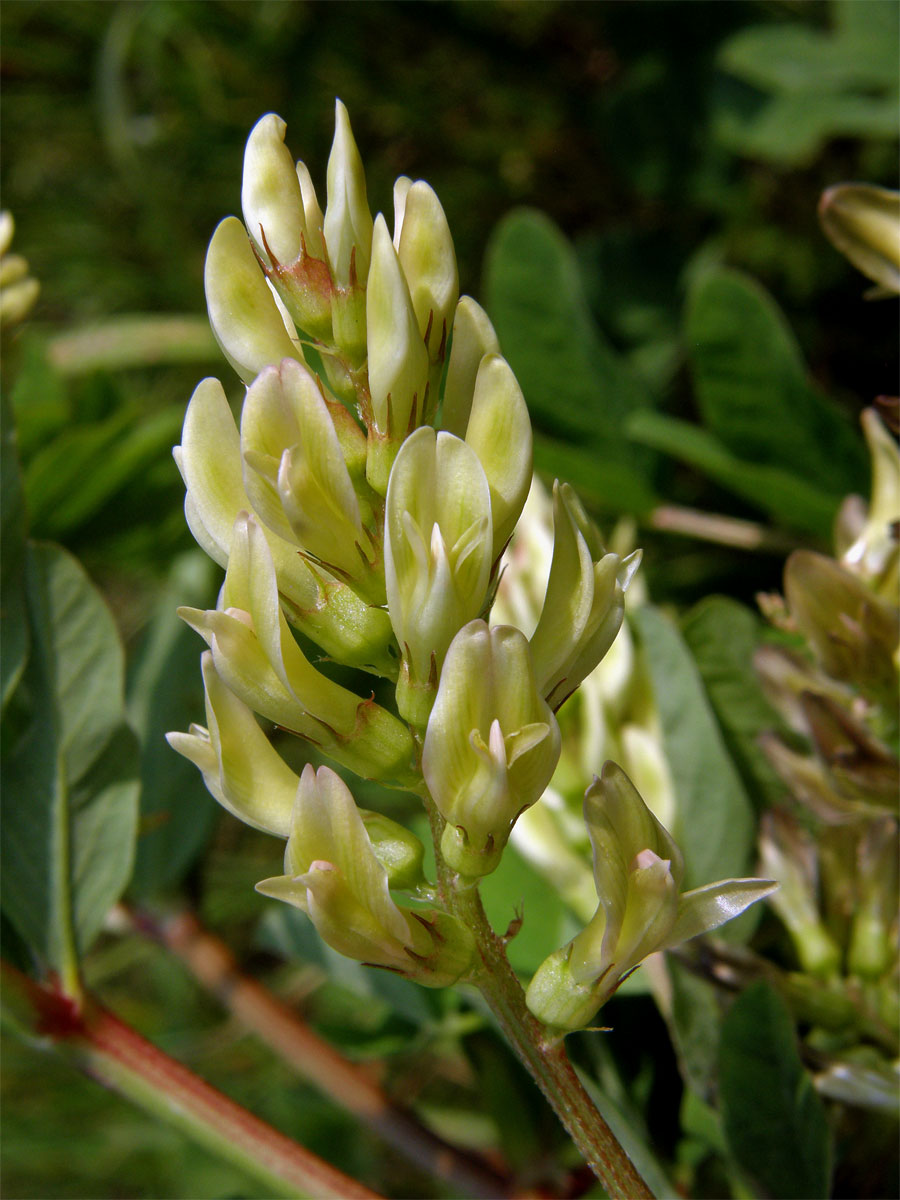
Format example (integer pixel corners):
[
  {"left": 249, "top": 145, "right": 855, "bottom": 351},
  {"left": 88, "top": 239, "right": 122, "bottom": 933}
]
[
  {"left": 9, "top": 337, "right": 70, "bottom": 459},
  {"left": 577, "top": 1066, "right": 674, "bottom": 1200},
  {"left": 627, "top": 409, "right": 838, "bottom": 538},
  {"left": 665, "top": 956, "right": 724, "bottom": 1100},
  {"left": 720, "top": 981, "right": 832, "bottom": 1200},
  {"left": 632, "top": 606, "right": 755, "bottom": 893},
  {"left": 484, "top": 209, "right": 657, "bottom": 515},
  {"left": 1, "top": 542, "right": 139, "bottom": 987},
  {"left": 685, "top": 270, "right": 866, "bottom": 498},
  {"left": 127, "top": 550, "right": 220, "bottom": 897},
  {"left": 1, "top": 391, "right": 29, "bottom": 709},
  {"left": 24, "top": 405, "right": 184, "bottom": 537},
  {"left": 682, "top": 596, "right": 787, "bottom": 810},
  {"left": 479, "top": 841, "right": 575, "bottom": 976},
  {"left": 716, "top": 5, "right": 899, "bottom": 163}
]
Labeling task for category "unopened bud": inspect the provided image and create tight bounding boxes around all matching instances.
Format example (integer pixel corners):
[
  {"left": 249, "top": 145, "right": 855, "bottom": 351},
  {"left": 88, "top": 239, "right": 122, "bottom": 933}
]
[
  {"left": 256, "top": 765, "right": 474, "bottom": 985},
  {"left": 365, "top": 215, "right": 430, "bottom": 494},
  {"left": 395, "top": 180, "right": 458, "bottom": 386},
  {"left": 423, "top": 620, "right": 561, "bottom": 877},
  {"left": 384, "top": 428, "right": 493, "bottom": 725},
  {"left": 204, "top": 217, "right": 304, "bottom": 384},
  {"left": 241, "top": 359, "right": 384, "bottom": 603},
  {"left": 819, "top": 183, "right": 900, "bottom": 294},
  {"left": 464, "top": 353, "right": 532, "bottom": 559},
  {"left": 530, "top": 483, "right": 640, "bottom": 710},
  {"left": 442, "top": 297, "right": 501, "bottom": 437},
  {"left": 324, "top": 100, "right": 373, "bottom": 288}
]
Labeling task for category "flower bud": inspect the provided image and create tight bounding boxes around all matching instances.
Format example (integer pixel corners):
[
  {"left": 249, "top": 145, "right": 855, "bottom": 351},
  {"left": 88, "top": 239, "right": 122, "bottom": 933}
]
[
  {"left": 365, "top": 215, "right": 430, "bottom": 494},
  {"left": 175, "top": 378, "right": 396, "bottom": 673},
  {"left": 359, "top": 809, "right": 428, "bottom": 892},
  {"left": 464, "top": 353, "right": 532, "bottom": 559},
  {"left": 784, "top": 550, "right": 899, "bottom": 703},
  {"left": 384, "top": 428, "right": 493, "bottom": 725},
  {"left": 819, "top": 183, "right": 900, "bottom": 294},
  {"left": 530, "top": 483, "right": 640, "bottom": 710},
  {"left": 295, "top": 161, "right": 326, "bottom": 260},
  {"left": 323, "top": 100, "right": 373, "bottom": 288},
  {"left": 241, "top": 359, "right": 384, "bottom": 604},
  {"left": 167, "top": 651, "right": 299, "bottom": 837},
  {"left": 423, "top": 620, "right": 561, "bottom": 877},
  {"left": 242, "top": 113, "right": 305, "bottom": 268},
  {"left": 180, "top": 513, "right": 415, "bottom": 785},
  {"left": 840, "top": 408, "right": 900, "bottom": 598},
  {"left": 847, "top": 817, "right": 899, "bottom": 980},
  {"left": 441, "top": 297, "right": 501, "bottom": 437},
  {"left": 395, "top": 180, "right": 458, "bottom": 383},
  {"left": 256, "top": 765, "right": 474, "bottom": 986},
  {"left": 240, "top": 115, "right": 334, "bottom": 343},
  {"left": 204, "top": 217, "right": 304, "bottom": 384},
  {"left": 526, "top": 763, "right": 776, "bottom": 1031},
  {"left": 758, "top": 810, "right": 841, "bottom": 977}
]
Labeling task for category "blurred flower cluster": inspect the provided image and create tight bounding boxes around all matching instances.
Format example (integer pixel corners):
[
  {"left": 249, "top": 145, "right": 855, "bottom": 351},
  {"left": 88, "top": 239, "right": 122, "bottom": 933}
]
[
  {"left": 169, "top": 102, "right": 773, "bottom": 1023},
  {"left": 0, "top": 212, "right": 39, "bottom": 328},
  {"left": 756, "top": 404, "right": 899, "bottom": 1110}
]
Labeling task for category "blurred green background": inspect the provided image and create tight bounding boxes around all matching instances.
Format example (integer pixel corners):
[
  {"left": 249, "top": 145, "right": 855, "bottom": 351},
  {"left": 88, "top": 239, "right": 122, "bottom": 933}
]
[{"left": 1, "top": 2, "right": 897, "bottom": 1197}]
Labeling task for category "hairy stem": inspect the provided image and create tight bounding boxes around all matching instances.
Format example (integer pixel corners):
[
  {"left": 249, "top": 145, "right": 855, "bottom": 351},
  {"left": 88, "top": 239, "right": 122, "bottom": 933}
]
[{"left": 447, "top": 883, "right": 655, "bottom": 1199}]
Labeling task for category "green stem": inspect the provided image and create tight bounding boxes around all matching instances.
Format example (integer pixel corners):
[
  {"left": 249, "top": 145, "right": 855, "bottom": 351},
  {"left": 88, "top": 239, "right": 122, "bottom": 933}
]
[
  {"left": 448, "top": 883, "right": 654, "bottom": 1200},
  {"left": 0, "top": 961, "right": 381, "bottom": 1200}
]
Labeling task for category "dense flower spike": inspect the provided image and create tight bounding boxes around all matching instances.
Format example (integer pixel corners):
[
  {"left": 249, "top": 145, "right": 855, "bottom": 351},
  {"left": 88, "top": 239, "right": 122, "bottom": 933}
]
[
  {"left": 172, "top": 102, "right": 675, "bottom": 1015},
  {"left": 526, "top": 764, "right": 775, "bottom": 1032},
  {"left": 423, "top": 620, "right": 561, "bottom": 877}
]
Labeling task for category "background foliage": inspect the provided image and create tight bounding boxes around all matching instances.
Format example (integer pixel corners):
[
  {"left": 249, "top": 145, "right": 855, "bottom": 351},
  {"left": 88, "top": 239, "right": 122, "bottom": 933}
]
[{"left": 1, "top": 2, "right": 897, "bottom": 1197}]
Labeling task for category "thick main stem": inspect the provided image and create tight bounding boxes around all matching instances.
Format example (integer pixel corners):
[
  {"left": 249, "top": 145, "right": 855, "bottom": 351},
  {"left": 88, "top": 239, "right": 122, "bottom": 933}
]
[
  {"left": 1, "top": 961, "right": 380, "bottom": 1200},
  {"left": 132, "top": 907, "right": 508, "bottom": 1199},
  {"left": 448, "top": 883, "right": 654, "bottom": 1200}
]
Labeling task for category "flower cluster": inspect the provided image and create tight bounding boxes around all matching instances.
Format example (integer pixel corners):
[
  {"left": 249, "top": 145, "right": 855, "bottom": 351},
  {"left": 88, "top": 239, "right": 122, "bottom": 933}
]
[{"left": 170, "top": 102, "right": 773, "bottom": 1019}]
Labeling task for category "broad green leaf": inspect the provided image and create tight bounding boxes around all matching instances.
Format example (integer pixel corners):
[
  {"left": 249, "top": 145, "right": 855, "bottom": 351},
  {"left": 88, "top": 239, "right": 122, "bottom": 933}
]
[
  {"left": 484, "top": 209, "right": 657, "bottom": 515},
  {"left": 533, "top": 433, "right": 657, "bottom": 516},
  {"left": 466, "top": 1033, "right": 545, "bottom": 1172},
  {"left": 632, "top": 606, "right": 755, "bottom": 893},
  {"left": 1, "top": 392, "right": 29, "bottom": 708},
  {"left": 627, "top": 409, "right": 838, "bottom": 538},
  {"left": 24, "top": 405, "right": 184, "bottom": 537},
  {"left": 720, "top": 981, "right": 832, "bottom": 1200},
  {"left": 127, "top": 550, "right": 220, "bottom": 897},
  {"left": 720, "top": 22, "right": 898, "bottom": 96},
  {"left": 716, "top": 90, "right": 899, "bottom": 165},
  {"left": 9, "top": 337, "right": 69, "bottom": 458},
  {"left": 682, "top": 596, "right": 787, "bottom": 810},
  {"left": 685, "top": 270, "right": 866, "bottom": 498},
  {"left": 665, "top": 956, "right": 724, "bottom": 1100},
  {"left": 717, "top": 5, "right": 899, "bottom": 163},
  {"left": 1, "top": 543, "right": 139, "bottom": 988}
]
